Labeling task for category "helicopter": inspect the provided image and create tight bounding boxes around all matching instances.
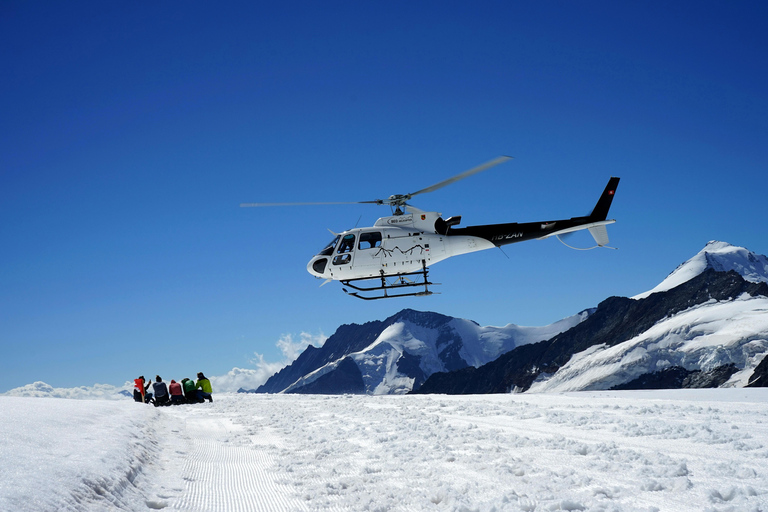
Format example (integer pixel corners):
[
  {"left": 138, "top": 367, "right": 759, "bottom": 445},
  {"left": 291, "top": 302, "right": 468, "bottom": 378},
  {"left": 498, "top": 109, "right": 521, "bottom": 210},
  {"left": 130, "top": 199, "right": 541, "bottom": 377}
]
[{"left": 242, "top": 156, "right": 620, "bottom": 300}]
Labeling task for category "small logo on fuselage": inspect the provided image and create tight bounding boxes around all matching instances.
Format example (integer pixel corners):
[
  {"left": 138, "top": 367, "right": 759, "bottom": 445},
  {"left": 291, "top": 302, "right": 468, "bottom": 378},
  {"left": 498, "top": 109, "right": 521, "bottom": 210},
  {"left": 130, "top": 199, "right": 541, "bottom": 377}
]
[
  {"left": 491, "top": 232, "right": 524, "bottom": 241},
  {"left": 386, "top": 215, "right": 414, "bottom": 225}
]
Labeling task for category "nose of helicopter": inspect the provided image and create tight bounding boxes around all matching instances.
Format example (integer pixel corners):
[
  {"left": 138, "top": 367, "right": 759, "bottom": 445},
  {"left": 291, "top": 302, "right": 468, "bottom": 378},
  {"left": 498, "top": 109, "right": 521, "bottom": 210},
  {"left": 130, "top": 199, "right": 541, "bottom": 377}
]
[{"left": 307, "top": 256, "right": 329, "bottom": 278}]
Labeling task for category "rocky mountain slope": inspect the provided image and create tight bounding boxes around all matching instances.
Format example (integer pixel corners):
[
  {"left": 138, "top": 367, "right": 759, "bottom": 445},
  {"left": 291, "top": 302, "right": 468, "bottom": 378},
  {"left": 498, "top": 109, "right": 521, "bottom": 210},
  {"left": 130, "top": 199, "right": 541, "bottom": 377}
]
[
  {"left": 247, "top": 308, "right": 589, "bottom": 395},
  {"left": 415, "top": 268, "right": 768, "bottom": 394},
  {"left": 416, "top": 241, "right": 768, "bottom": 394}
]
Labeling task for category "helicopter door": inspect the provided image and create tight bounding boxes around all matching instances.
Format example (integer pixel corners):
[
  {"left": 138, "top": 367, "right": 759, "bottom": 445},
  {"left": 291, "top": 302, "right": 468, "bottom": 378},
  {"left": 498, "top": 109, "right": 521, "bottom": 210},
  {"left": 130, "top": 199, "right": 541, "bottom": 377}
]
[
  {"left": 354, "top": 231, "right": 383, "bottom": 275},
  {"left": 332, "top": 234, "right": 356, "bottom": 266}
]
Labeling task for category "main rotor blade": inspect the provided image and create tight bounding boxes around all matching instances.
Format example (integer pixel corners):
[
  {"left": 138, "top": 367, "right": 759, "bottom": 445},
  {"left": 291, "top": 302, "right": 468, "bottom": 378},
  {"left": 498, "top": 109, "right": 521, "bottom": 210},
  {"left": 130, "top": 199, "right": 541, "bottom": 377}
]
[
  {"left": 241, "top": 156, "right": 512, "bottom": 209},
  {"left": 408, "top": 155, "right": 513, "bottom": 198},
  {"left": 240, "top": 201, "right": 379, "bottom": 207}
]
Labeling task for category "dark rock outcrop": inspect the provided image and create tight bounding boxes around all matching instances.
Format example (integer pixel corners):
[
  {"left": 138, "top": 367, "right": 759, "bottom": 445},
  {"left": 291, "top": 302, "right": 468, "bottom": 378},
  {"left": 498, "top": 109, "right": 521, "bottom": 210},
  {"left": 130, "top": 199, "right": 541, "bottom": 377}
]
[
  {"left": 612, "top": 364, "right": 739, "bottom": 390},
  {"left": 288, "top": 357, "right": 365, "bottom": 394},
  {"left": 396, "top": 350, "right": 427, "bottom": 391},
  {"left": 415, "top": 269, "right": 768, "bottom": 394},
  {"left": 747, "top": 355, "right": 768, "bottom": 387}
]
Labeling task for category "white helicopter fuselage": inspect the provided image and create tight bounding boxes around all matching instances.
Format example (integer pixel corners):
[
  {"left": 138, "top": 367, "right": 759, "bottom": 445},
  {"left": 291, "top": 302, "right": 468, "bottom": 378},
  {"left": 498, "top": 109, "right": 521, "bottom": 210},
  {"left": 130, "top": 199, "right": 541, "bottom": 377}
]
[
  {"left": 306, "top": 211, "right": 494, "bottom": 281},
  {"left": 243, "top": 154, "right": 618, "bottom": 300}
]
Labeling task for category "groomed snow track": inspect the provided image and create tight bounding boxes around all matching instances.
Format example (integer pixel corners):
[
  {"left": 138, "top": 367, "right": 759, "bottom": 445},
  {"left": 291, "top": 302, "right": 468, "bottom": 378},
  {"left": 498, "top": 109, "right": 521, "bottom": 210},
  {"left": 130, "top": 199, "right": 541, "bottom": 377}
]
[{"left": 163, "top": 410, "right": 309, "bottom": 512}]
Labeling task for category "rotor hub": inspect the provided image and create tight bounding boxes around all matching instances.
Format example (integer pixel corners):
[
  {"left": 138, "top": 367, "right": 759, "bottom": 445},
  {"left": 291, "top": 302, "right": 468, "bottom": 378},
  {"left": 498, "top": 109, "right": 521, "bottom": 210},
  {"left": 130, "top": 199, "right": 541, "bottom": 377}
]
[{"left": 387, "top": 194, "right": 411, "bottom": 207}]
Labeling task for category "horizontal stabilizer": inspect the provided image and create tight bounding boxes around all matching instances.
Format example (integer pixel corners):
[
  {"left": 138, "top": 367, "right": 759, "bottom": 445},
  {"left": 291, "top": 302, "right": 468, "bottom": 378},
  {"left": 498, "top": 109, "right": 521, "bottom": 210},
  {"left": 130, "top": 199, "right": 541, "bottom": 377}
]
[
  {"left": 588, "top": 224, "right": 610, "bottom": 246},
  {"left": 537, "top": 219, "right": 615, "bottom": 241}
]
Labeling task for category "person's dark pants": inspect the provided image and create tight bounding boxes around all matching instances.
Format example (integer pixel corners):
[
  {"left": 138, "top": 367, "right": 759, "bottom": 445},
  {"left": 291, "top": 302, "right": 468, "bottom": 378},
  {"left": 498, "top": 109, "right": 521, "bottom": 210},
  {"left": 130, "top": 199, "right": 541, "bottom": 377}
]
[
  {"left": 197, "top": 390, "right": 213, "bottom": 403},
  {"left": 134, "top": 390, "right": 153, "bottom": 403},
  {"left": 171, "top": 395, "right": 185, "bottom": 405}
]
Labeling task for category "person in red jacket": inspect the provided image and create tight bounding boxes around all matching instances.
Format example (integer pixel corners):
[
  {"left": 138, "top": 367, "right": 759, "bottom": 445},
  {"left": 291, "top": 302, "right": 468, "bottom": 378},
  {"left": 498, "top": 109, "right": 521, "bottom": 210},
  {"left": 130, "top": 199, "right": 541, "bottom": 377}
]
[
  {"left": 168, "top": 379, "right": 184, "bottom": 405},
  {"left": 133, "top": 376, "right": 153, "bottom": 404}
]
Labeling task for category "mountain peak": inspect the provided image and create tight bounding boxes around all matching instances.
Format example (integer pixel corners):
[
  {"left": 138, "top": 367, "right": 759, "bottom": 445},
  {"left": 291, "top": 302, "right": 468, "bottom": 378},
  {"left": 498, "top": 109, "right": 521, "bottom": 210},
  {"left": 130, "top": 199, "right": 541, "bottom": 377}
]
[
  {"left": 704, "top": 240, "right": 732, "bottom": 250},
  {"left": 388, "top": 308, "right": 455, "bottom": 328},
  {"left": 633, "top": 241, "right": 768, "bottom": 299}
]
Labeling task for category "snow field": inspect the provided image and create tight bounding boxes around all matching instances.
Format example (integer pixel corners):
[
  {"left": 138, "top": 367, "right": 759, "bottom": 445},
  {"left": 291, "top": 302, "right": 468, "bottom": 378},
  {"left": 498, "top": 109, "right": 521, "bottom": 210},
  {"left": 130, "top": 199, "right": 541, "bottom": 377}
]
[
  {"left": 2, "top": 390, "right": 768, "bottom": 511},
  {"left": 0, "top": 397, "right": 160, "bottom": 511}
]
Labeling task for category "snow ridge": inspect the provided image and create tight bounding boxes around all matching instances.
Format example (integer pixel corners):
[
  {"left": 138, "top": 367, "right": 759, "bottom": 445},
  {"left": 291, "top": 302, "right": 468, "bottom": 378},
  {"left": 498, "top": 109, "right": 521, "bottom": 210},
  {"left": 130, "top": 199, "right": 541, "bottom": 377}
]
[
  {"left": 634, "top": 241, "right": 768, "bottom": 299},
  {"left": 0, "top": 397, "right": 160, "bottom": 511}
]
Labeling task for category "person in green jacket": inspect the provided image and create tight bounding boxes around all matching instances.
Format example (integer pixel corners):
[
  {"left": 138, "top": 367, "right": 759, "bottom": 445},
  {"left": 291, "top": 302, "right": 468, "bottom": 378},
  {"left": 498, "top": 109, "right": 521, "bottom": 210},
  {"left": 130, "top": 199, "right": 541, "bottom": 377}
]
[
  {"left": 181, "top": 377, "right": 199, "bottom": 403},
  {"left": 196, "top": 372, "right": 213, "bottom": 403}
]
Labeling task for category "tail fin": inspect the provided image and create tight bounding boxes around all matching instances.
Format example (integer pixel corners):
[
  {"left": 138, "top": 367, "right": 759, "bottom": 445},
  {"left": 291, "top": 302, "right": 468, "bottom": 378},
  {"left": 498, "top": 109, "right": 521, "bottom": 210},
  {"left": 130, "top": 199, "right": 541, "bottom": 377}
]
[
  {"left": 589, "top": 177, "right": 620, "bottom": 221},
  {"left": 587, "top": 176, "right": 619, "bottom": 246}
]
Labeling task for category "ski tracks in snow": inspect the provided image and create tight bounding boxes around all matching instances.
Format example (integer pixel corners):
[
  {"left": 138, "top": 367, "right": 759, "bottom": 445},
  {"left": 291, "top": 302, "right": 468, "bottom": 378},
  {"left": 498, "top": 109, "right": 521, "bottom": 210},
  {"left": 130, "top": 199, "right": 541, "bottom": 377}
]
[
  {"left": 139, "top": 392, "right": 768, "bottom": 512},
  {"left": 145, "top": 404, "right": 308, "bottom": 512}
]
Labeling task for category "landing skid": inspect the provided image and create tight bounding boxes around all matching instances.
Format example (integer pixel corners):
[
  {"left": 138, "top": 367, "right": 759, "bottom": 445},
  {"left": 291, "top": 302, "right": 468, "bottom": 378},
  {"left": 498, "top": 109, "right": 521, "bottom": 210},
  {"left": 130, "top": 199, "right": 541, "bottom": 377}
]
[{"left": 341, "top": 263, "right": 439, "bottom": 300}]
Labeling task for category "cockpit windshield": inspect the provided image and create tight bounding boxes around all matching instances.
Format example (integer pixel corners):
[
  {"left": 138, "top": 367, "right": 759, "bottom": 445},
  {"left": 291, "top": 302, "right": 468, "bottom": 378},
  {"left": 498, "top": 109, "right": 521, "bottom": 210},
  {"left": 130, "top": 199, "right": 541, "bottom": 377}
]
[{"left": 318, "top": 235, "right": 340, "bottom": 256}]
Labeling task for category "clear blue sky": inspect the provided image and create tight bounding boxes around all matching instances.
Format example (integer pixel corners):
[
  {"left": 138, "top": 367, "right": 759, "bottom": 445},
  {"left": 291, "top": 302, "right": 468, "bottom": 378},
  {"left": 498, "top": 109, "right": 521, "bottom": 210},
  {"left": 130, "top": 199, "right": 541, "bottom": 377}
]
[{"left": 2, "top": 1, "right": 767, "bottom": 393}]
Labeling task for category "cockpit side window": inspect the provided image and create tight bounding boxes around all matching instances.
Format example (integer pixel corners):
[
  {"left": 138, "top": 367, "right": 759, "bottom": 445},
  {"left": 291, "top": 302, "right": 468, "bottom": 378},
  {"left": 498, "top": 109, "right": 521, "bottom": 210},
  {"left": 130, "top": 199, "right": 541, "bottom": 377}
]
[
  {"left": 337, "top": 234, "right": 356, "bottom": 254},
  {"left": 332, "top": 234, "right": 356, "bottom": 265},
  {"left": 358, "top": 231, "right": 382, "bottom": 250},
  {"left": 319, "top": 235, "right": 340, "bottom": 256}
]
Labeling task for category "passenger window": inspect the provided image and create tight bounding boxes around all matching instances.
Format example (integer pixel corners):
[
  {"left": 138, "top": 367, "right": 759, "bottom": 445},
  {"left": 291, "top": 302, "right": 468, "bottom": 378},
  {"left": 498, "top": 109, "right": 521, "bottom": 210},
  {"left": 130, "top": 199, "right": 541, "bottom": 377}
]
[{"left": 358, "top": 231, "right": 382, "bottom": 250}]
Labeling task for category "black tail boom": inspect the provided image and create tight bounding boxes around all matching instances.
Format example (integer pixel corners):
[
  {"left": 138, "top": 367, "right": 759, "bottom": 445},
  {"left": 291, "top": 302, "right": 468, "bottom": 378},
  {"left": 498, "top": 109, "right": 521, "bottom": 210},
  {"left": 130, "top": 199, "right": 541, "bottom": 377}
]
[{"left": 447, "top": 176, "right": 620, "bottom": 248}]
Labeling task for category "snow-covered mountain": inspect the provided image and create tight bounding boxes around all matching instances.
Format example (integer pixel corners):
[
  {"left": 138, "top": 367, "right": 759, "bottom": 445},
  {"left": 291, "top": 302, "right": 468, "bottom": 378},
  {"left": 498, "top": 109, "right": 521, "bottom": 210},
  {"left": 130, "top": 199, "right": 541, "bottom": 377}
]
[
  {"left": 248, "top": 308, "right": 591, "bottom": 395},
  {"left": 633, "top": 240, "right": 768, "bottom": 299},
  {"left": 542, "top": 241, "right": 768, "bottom": 392},
  {"left": 529, "top": 290, "right": 768, "bottom": 392},
  {"left": 417, "top": 242, "right": 768, "bottom": 394},
  {"left": 252, "top": 241, "right": 768, "bottom": 396},
  {"left": 2, "top": 381, "right": 131, "bottom": 400}
]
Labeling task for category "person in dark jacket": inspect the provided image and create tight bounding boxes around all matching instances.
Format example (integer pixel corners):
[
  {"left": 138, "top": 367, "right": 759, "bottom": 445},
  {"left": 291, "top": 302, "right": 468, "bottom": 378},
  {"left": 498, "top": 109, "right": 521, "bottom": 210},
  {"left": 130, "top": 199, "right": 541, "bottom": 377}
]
[{"left": 152, "top": 375, "right": 170, "bottom": 406}]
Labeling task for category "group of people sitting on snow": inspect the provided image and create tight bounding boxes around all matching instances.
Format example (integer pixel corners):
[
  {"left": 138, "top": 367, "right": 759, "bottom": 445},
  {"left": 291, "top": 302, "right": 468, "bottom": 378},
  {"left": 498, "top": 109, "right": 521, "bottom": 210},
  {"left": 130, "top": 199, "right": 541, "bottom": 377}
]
[{"left": 133, "top": 373, "right": 213, "bottom": 406}]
